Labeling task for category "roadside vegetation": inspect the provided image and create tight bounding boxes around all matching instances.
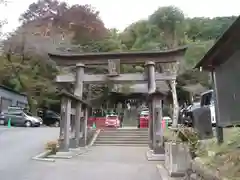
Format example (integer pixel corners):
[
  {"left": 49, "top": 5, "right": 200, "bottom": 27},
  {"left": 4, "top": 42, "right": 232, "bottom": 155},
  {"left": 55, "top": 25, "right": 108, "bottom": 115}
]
[{"left": 0, "top": 0, "right": 237, "bottom": 114}]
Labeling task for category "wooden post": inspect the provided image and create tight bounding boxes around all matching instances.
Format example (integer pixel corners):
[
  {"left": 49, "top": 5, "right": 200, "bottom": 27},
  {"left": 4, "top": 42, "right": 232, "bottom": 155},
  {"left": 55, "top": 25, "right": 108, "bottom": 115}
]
[
  {"left": 152, "top": 93, "right": 164, "bottom": 154},
  {"left": 63, "top": 98, "right": 71, "bottom": 152},
  {"left": 74, "top": 63, "right": 85, "bottom": 148},
  {"left": 60, "top": 97, "right": 66, "bottom": 139},
  {"left": 83, "top": 107, "right": 88, "bottom": 145},
  {"left": 212, "top": 71, "right": 223, "bottom": 144},
  {"left": 161, "top": 62, "right": 178, "bottom": 127},
  {"left": 170, "top": 80, "right": 179, "bottom": 127},
  {"left": 145, "top": 61, "right": 156, "bottom": 149},
  {"left": 148, "top": 100, "right": 153, "bottom": 149}
]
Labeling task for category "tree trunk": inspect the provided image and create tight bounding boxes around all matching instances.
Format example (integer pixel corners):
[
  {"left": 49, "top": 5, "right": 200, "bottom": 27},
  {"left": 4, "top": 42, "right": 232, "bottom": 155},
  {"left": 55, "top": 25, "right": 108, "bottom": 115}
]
[
  {"left": 170, "top": 80, "right": 179, "bottom": 127},
  {"left": 17, "top": 76, "right": 36, "bottom": 114}
]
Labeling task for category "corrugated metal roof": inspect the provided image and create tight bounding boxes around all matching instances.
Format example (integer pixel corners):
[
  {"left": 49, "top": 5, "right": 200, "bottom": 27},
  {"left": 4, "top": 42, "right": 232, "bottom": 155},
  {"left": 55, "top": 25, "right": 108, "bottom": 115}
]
[{"left": 0, "top": 85, "right": 27, "bottom": 96}]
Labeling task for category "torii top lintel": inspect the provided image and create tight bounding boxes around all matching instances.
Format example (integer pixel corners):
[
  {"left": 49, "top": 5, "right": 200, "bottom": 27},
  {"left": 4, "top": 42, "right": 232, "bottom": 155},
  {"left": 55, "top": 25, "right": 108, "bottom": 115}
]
[{"left": 48, "top": 46, "right": 187, "bottom": 66}]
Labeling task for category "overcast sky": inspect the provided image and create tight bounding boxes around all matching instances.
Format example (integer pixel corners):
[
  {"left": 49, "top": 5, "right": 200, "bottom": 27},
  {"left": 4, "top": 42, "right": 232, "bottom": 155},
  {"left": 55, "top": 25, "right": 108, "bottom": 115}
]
[{"left": 0, "top": 0, "right": 239, "bottom": 34}]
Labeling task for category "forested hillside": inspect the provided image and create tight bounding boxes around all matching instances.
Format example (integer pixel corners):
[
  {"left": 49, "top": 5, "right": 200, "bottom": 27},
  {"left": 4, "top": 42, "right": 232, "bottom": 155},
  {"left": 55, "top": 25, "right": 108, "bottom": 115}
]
[{"left": 0, "top": 0, "right": 237, "bottom": 112}]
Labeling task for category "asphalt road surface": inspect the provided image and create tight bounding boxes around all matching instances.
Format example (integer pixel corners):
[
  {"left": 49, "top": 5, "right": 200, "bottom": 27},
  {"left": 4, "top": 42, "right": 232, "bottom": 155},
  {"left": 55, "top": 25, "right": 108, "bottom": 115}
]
[
  {"left": 0, "top": 126, "right": 59, "bottom": 180},
  {"left": 0, "top": 127, "right": 160, "bottom": 180}
]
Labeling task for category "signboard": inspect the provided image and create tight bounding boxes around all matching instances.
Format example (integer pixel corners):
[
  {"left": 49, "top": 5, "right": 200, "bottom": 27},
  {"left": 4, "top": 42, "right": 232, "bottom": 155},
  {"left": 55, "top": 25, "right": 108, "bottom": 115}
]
[{"left": 108, "top": 59, "right": 120, "bottom": 75}]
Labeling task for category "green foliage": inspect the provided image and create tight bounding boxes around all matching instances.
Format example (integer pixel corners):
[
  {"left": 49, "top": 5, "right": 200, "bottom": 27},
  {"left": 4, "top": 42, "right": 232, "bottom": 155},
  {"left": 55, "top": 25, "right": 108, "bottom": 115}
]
[
  {"left": 149, "top": 6, "right": 186, "bottom": 48},
  {"left": 0, "top": 52, "right": 58, "bottom": 113},
  {"left": 185, "top": 16, "right": 237, "bottom": 41},
  {"left": 0, "top": 1, "right": 237, "bottom": 110},
  {"left": 197, "top": 128, "right": 240, "bottom": 180}
]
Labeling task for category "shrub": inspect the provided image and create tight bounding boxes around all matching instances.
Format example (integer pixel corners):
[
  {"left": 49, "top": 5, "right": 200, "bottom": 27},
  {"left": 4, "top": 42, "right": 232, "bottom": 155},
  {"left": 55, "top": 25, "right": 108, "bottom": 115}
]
[{"left": 45, "top": 141, "right": 58, "bottom": 154}]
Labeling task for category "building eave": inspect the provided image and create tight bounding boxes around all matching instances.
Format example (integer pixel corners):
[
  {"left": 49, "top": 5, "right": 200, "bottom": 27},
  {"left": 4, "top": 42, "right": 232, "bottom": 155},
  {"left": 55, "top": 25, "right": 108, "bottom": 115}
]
[{"left": 195, "top": 16, "right": 240, "bottom": 71}]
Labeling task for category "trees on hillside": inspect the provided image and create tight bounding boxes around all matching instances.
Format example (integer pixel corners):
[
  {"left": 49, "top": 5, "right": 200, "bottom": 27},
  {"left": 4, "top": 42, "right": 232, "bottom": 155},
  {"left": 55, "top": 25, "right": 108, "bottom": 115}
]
[
  {"left": 149, "top": 6, "right": 185, "bottom": 48},
  {"left": 19, "top": 0, "right": 107, "bottom": 44},
  {"left": 1, "top": 0, "right": 108, "bottom": 112},
  {"left": 0, "top": 0, "right": 237, "bottom": 112}
]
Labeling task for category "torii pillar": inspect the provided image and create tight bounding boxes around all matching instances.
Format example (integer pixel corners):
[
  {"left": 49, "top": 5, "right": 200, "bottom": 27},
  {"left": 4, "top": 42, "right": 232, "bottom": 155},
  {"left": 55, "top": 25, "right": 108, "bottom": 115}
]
[
  {"left": 146, "top": 61, "right": 165, "bottom": 160},
  {"left": 149, "top": 91, "right": 164, "bottom": 154},
  {"left": 73, "top": 63, "right": 84, "bottom": 148}
]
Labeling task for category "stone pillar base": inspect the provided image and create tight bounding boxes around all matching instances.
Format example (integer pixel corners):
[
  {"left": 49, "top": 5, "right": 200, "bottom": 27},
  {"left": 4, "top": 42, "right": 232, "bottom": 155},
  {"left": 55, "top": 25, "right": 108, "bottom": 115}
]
[
  {"left": 153, "top": 145, "right": 165, "bottom": 154},
  {"left": 164, "top": 142, "right": 191, "bottom": 177},
  {"left": 71, "top": 138, "right": 80, "bottom": 149},
  {"left": 146, "top": 149, "right": 165, "bottom": 161}
]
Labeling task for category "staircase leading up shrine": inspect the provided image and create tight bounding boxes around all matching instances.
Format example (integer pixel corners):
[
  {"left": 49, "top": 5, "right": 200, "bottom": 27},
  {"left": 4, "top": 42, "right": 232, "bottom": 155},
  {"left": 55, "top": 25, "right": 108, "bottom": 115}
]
[{"left": 94, "top": 128, "right": 148, "bottom": 146}]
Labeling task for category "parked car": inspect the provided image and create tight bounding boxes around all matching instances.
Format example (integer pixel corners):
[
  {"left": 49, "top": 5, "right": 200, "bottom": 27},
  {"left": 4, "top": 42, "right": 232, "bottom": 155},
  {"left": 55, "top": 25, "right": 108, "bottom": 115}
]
[
  {"left": 40, "top": 110, "right": 61, "bottom": 127},
  {"left": 105, "top": 114, "right": 120, "bottom": 128},
  {"left": 180, "top": 102, "right": 200, "bottom": 126},
  {"left": 183, "top": 90, "right": 216, "bottom": 126},
  {"left": 0, "top": 109, "right": 42, "bottom": 127},
  {"left": 138, "top": 108, "right": 172, "bottom": 128},
  {"left": 139, "top": 110, "right": 149, "bottom": 128}
]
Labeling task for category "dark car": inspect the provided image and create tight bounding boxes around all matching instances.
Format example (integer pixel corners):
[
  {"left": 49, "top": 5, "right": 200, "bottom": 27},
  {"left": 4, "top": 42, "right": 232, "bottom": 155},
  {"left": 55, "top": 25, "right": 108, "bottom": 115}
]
[
  {"left": 180, "top": 102, "right": 200, "bottom": 126},
  {"left": 40, "top": 110, "right": 60, "bottom": 127}
]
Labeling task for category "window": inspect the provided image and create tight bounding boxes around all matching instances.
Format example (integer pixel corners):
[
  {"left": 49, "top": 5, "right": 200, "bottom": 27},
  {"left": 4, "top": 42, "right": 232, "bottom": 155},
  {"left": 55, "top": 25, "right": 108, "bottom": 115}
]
[
  {"left": 23, "top": 111, "right": 32, "bottom": 116},
  {"left": 201, "top": 92, "right": 213, "bottom": 106},
  {"left": 17, "top": 101, "right": 26, "bottom": 108},
  {"left": 45, "top": 110, "right": 59, "bottom": 118},
  {"left": 8, "top": 111, "right": 23, "bottom": 116}
]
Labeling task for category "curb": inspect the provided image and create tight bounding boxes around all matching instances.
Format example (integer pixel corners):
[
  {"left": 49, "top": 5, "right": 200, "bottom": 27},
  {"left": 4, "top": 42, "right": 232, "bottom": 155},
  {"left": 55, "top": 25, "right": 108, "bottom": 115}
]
[
  {"left": 87, "top": 129, "right": 101, "bottom": 147},
  {"left": 32, "top": 129, "right": 101, "bottom": 161},
  {"left": 146, "top": 149, "right": 165, "bottom": 161},
  {"left": 32, "top": 150, "right": 55, "bottom": 162},
  {"left": 75, "top": 129, "right": 101, "bottom": 157},
  {"left": 48, "top": 154, "right": 73, "bottom": 159}
]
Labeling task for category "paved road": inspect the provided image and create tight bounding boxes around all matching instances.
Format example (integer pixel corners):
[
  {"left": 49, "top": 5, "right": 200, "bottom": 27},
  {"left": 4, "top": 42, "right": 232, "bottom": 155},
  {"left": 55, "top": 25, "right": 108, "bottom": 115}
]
[
  {"left": 0, "top": 126, "right": 59, "bottom": 180},
  {"left": 0, "top": 127, "right": 160, "bottom": 180},
  {"left": 12, "top": 146, "right": 160, "bottom": 180}
]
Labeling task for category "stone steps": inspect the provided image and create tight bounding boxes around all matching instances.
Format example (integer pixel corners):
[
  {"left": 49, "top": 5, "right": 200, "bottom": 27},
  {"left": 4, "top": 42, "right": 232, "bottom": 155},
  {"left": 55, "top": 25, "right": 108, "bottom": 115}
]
[
  {"left": 96, "top": 137, "right": 149, "bottom": 141},
  {"left": 99, "top": 135, "right": 148, "bottom": 138},
  {"left": 94, "top": 143, "right": 147, "bottom": 147},
  {"left": 100, "top": 133, "right": 148, "bottom": 136},
  {"left": 95, "top": 140, "right": 148, "bottom": 145},
  {"left": 94, "top": 128, "right": 148, "bottom": 146}
]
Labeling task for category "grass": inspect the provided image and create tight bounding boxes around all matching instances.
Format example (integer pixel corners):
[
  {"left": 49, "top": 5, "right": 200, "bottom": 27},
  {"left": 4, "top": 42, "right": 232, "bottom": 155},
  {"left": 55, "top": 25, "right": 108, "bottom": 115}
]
[{"left": 196, "top": 127, "right": 240, "bottom": 180}]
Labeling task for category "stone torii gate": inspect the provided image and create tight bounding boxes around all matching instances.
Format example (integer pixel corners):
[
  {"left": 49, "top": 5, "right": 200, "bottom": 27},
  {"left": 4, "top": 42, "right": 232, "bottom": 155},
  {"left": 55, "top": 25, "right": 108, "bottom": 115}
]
[{"left": 48, "top": 47, "right": 187, "bottom": 154}]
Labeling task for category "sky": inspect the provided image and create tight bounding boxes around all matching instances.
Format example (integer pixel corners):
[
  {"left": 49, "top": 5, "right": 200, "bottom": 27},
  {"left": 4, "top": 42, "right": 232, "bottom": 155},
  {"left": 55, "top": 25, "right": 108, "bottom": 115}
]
[{"left": 0, "top": 0, "right": 239, "bottom": 34}]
